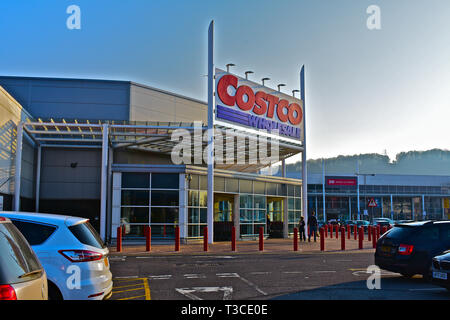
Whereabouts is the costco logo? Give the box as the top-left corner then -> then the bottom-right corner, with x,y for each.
215,70 -> 303,140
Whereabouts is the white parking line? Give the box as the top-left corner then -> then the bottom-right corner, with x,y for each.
184,274 -> 206,279
314,271 -> 337,273
148,275 -> 172,280
249,272 -> 271,275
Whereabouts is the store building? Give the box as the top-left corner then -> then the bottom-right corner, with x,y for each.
0,74 -> 305,243
1,75 -> 449,244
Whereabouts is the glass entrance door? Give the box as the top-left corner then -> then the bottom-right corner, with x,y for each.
214,194 -> 234,241
267,197 -> 284,238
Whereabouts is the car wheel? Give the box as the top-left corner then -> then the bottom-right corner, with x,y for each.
48,281 -> 63,300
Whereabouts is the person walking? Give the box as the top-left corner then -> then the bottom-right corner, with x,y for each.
298,216 -> 306,241
308,212 -> 318,242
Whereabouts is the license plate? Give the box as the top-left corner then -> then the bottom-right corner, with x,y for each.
432,271 -> 447,280
104,257 -> 109,268
381,246 -> 392,254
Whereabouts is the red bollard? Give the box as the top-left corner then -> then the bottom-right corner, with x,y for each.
203,226 -> 208,252
259,227 -> 264,251
347,225 -> 351,239
293,227 -> 298,251
358,227 -> 363,249
145,226 -> 151,252
335,225 -> 339,239
329,224 -> 333,238
368,225 -> 372,242
175,226 -> 180,252
231,226 -> 236,252
372,227 -> 377,249
382,225 -> 387,236
341,227 -> 345,250
117,226 -> 122,253
324,225 -> 328,238
354,225 -> 357,240
163,225 -> 166,238
376,225 -> 380,240
320,227 -> 325,251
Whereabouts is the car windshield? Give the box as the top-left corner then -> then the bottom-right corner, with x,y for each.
68,221 -> 105,249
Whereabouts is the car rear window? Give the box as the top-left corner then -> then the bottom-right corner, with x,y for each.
385,226 -> 415,240
0,223 -> 42,284
10,219 -> 57,245
68,221 -> 105,249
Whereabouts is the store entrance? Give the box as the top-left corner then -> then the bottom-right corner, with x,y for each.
267,197 -> 284,238
214,193 -> 234,241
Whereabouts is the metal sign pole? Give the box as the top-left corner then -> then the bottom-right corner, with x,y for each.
207,20 -> 215,244
300,66 -> 308,229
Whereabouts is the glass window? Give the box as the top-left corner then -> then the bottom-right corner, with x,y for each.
122,173 -> 149,188
151,208 -> 179,224
151,190 -> 179,206
240,195 -> 253,208
199,191 -> 208,207
188,208 -> 199,223
226,179 -> 239,193
10,220 -> 56,245
254,210 -> 266,223
254,195 -> 266,209
189,175 -> 199,189
240,180 -> 253,193
121,190 -> 149,206
200,208 -> 207,223
0,222 -> 43,284
68,221 -> 105,249
188,191 -> 199,206
288,185 -> 295,197
240,209 -> 252,223
121,207 -> 149,223
151,173 -> 179,189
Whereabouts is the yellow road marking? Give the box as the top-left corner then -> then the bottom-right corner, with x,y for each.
118,295 -> 146,300
112,287 -> 144,294
143,278 -> 151,300
113,283 -> 144,290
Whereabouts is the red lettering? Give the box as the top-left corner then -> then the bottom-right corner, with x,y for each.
276,99 -> 289,122
265,94 -> 279,119
236,85 -> 255,111
253,91 -> 267,115
217,74 -> 238,106
288,103 -> 302,125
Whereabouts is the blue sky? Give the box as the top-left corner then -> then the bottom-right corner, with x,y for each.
1,0 -> 450,161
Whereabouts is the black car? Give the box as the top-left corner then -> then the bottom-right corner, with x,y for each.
431,250 -> 450,291
375,221 -> 450,278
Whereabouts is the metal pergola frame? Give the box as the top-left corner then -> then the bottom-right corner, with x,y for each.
14,118 -> 303,241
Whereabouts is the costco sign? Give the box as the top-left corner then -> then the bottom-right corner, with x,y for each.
215,69 -> 304,141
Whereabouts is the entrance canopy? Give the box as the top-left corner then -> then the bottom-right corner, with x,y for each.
22,118 -> 303,173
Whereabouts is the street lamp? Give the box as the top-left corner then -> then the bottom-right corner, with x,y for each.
261,77 -> 270,86
292,89 -> 300,98
226,63 -> 235,73
277,84 -> 286,92
244,71 -> 254,80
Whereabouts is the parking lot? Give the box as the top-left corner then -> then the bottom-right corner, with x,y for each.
108,238 -> 450,300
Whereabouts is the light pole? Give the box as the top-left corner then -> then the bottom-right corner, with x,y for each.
245,71 -> 254,80
226,63 -> 235,73
277,84 -> 286,92
261,77 -> 270,86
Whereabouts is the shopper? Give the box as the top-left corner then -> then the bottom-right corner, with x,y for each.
308,212 -> 318,242
298,216 -> 306,241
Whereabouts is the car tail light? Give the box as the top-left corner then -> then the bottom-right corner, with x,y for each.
58,250 -> 103,262
398,244 -> 414,255
0,285 -> 17,300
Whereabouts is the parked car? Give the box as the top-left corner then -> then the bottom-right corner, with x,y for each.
396,220 -> 415,224
375,221 -> 450,279
342,220 -> 356,227
372,218 -> 394,229
0,216 -> 48,300
355,220 -> 370,232
0,212 -> 113,300
431,250 -> 450,291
